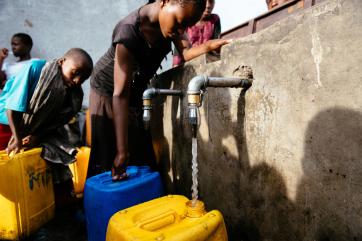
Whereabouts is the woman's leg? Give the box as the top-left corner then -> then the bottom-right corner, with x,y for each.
87,88 -> 116,178
128,107 -> 157,170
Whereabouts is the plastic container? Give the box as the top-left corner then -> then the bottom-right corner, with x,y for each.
69,146 -> 90,198
106,195 -> 228,241
84,166 -> 163,241
85,109 -> 91,146
0,148 -> 55,240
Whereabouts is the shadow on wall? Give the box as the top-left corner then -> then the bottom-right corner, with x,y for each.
238,107 -> 362,241
156,67 -> 298,240
169,65 -> 198,195
151,65 -> 362,241
150,65 -> 197,193
195,69 -> 248,239
197,69 -> 299,240
295,107 -> 362,241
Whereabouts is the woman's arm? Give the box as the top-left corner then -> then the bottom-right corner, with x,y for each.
112,43 -> 136,166
173,33 -> 231,62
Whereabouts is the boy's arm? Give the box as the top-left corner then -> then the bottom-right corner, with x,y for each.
4,60 -> 43,153
112,43 -> 135,167
0,48 -> 8,87
6,109 -> 23,154
173,33 -> 231,62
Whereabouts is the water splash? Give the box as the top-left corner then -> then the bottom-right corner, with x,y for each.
191,137 -> 198,205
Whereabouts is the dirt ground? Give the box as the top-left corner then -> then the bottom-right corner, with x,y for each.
0,206 -> 87,241
24,206 -> 87,241
24,183 -> 88,241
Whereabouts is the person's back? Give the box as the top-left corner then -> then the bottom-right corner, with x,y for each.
89,5 -> 171,177
90,7 -> 171,102
88,0 -> 231,181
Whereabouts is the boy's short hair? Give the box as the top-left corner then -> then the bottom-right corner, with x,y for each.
12,33 -> 33,49
64,48 -> 93,75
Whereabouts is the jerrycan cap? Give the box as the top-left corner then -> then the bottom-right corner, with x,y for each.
186,199 -> 206,218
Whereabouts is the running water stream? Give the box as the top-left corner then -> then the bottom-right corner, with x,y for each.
191,137 -> 198,206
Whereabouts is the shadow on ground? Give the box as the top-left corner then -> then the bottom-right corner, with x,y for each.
24,200 -> 87,241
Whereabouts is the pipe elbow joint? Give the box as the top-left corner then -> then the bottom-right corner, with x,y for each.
187,75 -> 208,95
142,88 -> 158,100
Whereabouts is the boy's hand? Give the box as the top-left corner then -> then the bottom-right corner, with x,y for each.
0,48 -> 9,60
6,136 -> 22,155
205,39 -> 233,52
22,135 -> 39,148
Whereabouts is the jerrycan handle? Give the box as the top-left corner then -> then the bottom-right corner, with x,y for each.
0,150 -> 8,165
137,166 -> 151,175
136,210 -> 178,231
0,149 -> 24,165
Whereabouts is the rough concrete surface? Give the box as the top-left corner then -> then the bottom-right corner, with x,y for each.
151,0 -> 362,240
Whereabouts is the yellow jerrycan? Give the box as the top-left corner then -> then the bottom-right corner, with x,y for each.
85,109 -> 92,146
69,146 -> 90,198
0,148 -> 55,240
106,195 -> 228,241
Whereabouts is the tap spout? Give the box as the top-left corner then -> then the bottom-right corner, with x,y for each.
142,88 -> 183,129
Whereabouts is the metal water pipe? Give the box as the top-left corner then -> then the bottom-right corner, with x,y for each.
187,66 -> 253,137
142,88 -> 183,129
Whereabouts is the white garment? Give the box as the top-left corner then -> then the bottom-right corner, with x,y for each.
2,58 -> 38,80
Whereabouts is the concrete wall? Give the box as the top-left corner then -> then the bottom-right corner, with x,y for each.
0,0 -> 147,106
152,0 -> 362,240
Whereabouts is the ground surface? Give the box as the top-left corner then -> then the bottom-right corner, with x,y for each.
24,198 -> 87,241
25,210 -> 87,241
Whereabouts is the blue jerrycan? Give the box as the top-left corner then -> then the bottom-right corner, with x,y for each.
84,166 -> 163,241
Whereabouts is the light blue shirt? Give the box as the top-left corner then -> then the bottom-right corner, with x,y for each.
0,59 -> 46,124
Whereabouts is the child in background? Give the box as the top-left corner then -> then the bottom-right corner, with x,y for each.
0,48 -> 93,157
266,0 -> 290,9
0,33 -> 36,88
0,48 -> 92,207
88,0 -> 231,180
0,33 -> 36,148
173,0 -> 221,66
